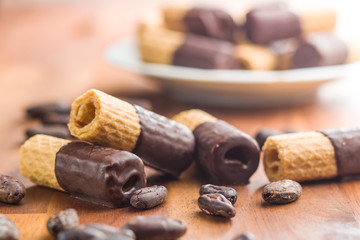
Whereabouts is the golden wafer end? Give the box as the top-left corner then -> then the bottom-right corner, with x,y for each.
299,8 -> 336,33
262,131 -> 337,182
162,5 -> 189,32
19,135 -> 70,191
235,43 -> 277,70
172,109 -> 217,131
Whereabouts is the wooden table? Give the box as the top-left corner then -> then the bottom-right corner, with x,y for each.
1,1 -> 360,239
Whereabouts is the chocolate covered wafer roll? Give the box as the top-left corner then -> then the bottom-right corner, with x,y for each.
172,109 -> 260,185
291,33 -> 348,68
20,135 -> 146,207
138,24 -> 238,69
163,6 -> 235,42
263,128 -> 360,182
68,89 -> 195,177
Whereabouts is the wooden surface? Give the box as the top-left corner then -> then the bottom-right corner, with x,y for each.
1,1 -> 360,240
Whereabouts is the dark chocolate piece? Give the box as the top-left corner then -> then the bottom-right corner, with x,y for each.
55,141 -> 146,208
26,125 -> 72,139
320,128 -> 360,176
193,120 -> 260,185
172,34 -> 238,69
291,33 -> 348,68
133,105 -> 195,177
245,8 -> 301,44
26,102 -> 71,119
184,8 -> 235,42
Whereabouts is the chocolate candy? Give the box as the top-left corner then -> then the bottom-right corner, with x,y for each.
245,7 -> 301,44
55,141 -> 146,208
194,120 -> 260,185
172,34 -> 238,69
291,33 -> 348,68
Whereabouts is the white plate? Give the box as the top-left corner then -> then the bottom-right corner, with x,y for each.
105,40 -> 357,107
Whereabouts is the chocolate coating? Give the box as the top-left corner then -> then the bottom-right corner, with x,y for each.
245,8 -> 301,44
184,8 -> 235,42
291,33 -> 348,68
193,120 -> 260,185
133,105 -> 195,177
320,128 -> 360,176
55,141 -> 146,208
172,34 -> 238,69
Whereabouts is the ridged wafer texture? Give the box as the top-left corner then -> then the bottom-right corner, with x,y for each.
299,8 -> 336,33
262,131 -> 337,182
138,23 -> 185,65
162,5 -> 189,32
171,109 -> 217,131
19,134 -> 70,191
68,89 -> 140,152
235,43 -> 277,70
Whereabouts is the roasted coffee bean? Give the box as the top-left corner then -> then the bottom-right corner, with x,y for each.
47,208 -> 79,236
198,193 -> 236,218
199,184 -> 237,204
262,179 -> 302,204
122,215 -> 187,240
26,102 -> 71,119
41,113 -> 70,126
57,224 -> 135,240
0,214 -> 20,240
0,175 -> 26,204
26,125 -> 72,139
233,232 -> 256,240
130,185 -> 167,209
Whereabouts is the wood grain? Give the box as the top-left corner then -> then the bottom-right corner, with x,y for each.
1,1 -> 360,240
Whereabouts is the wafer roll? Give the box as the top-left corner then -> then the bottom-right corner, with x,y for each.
235,43 -> 277,70
138,24 -> 238,69
299,8 -> 336,33
69,89 -> 195,177
162,6 -> 235,41
20,134 -> 70,191
20,135 -> 146,207
173,109 -> 260,185
263,128 -> 360,182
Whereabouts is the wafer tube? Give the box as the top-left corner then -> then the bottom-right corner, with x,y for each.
162,6 -> 235,41
138,23 -> 238,69
235,43 -> 277,70
172,109 -> 260,185
299,8 -> 336,33
20,135 -> 146,207
262,128 -> 360,182
69,89 -> 195,177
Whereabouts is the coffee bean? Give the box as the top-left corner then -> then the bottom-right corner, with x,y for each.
47,208 -> 79,236
122,215 -> 187,240
41,113 -> 70,126
130,185 -> 167,209
199,184 -> 237,204
198,193 -> 236,218
26,102 -> 71,119
233,232 -> 256,240
262,179 -> 302,204
26,125 -> 72,139
57,224 -> 135,240
0,175 -> 26,204
0,214 -> 20,240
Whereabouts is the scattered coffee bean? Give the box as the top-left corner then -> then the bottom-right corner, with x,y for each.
199,184 -> 237,204
198,193 -> 236,218
262,179 -> 302,204
47,208 -> 79,236
41,113 -> 70,126
130,185 -> 167,209
0,214 -> 20,240
26,125 -> 72,139
0,175 -> 26,204
233,232 -> 256,240
26,102 -> 71,119
57,223 -> 135,240
122,215 -> 187,240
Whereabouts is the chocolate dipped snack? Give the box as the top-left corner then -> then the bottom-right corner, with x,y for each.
20,135 -> 146,207
162,6 -> 235,42
68,89 -> 195,177
172,109 -> 260,185
138,23 -> 238,69
291,33 -> 348,68
262,128 -> 360,182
